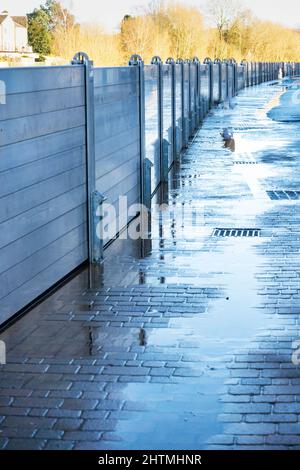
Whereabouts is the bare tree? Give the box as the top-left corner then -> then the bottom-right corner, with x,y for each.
205,0 -> 242,38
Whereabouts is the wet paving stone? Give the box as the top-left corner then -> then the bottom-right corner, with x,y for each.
1,81 -> 300,449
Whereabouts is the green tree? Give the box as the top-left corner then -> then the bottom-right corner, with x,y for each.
27,8 -> 52,54
27,1 -> 76,55
43,0 -> 76,34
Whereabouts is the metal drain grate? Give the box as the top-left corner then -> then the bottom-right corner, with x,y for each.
213,228 -> 261,237
267,190 -> 300,200
234,161 -> 258,165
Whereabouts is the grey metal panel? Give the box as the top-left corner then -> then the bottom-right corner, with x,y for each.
1,242 -> 87,324
0,107 -> 85,146
0,165 -> 86,223
228,66 -> 234,97
94,98 -> 138,142
94,66 -> 138,87
96,154 -> 138,194
0,66 -> 87,325
237,66 -> 245,90
0,127 -> 86,172
95,141 -> 139,177
200,64 -> 209,102
221,64 -> 227,101
144,65 -> 160,193
252,62 -> 255,84
94,82 -> 138,107
0,65 -> 85,94
254,62 -> 259,84
175,64 -> 183,156
212,64 -> 220,103
94,66 -> 141,242
0,87 -> 85,121
0,223 -> 87,301
162,64 -> 173,168
0,185 -> 86,250
104,172 -> 139,207
0,205 -> 87,275
0,147 -> 85,199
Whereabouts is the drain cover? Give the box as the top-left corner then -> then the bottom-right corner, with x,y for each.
213,228 -> 261,237
234,161 -> 258,165
267,190 -> 300,200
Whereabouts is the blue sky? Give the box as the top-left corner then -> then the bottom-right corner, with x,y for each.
4,0 -> 300,31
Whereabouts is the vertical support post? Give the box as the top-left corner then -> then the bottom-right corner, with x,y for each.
71,51 -> 98,263
129,54 -> 147,206
228,59 -> 237,95
166,58 -> 176,166
181,58 -> 185,147
247,62 -> 250,87
214,59 -> 222,103
241,60 -> 247,87
182,59 -> 191,144
176,58 -> 185,149
225,61 -> 229,98
241,60 -> 247,88
198,63 -> 204,122
204,58 -> 213,108
152,56 -> 168,184
219,60 -> 223,101
248,62 -> 251,87
234,60 -> 237,95
192,57 -> 200,127
265,62 -> 267,82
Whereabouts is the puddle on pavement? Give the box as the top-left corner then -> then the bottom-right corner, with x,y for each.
268,78 -> 300,122
112,383 -> 225,450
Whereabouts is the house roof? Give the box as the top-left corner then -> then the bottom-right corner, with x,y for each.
12,16 -> 28,28
0,14 -> 27,28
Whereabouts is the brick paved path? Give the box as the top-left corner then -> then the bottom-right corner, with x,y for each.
1,81 -> 300,449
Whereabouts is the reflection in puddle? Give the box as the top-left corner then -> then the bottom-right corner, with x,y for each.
224,138 -> 235,152
139,328 -> 147,346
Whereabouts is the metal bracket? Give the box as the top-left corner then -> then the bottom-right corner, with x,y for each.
92,191 -> 107,263
128,54 -> 143,66
151,56 -> 162,65
71,51 -> 90,65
